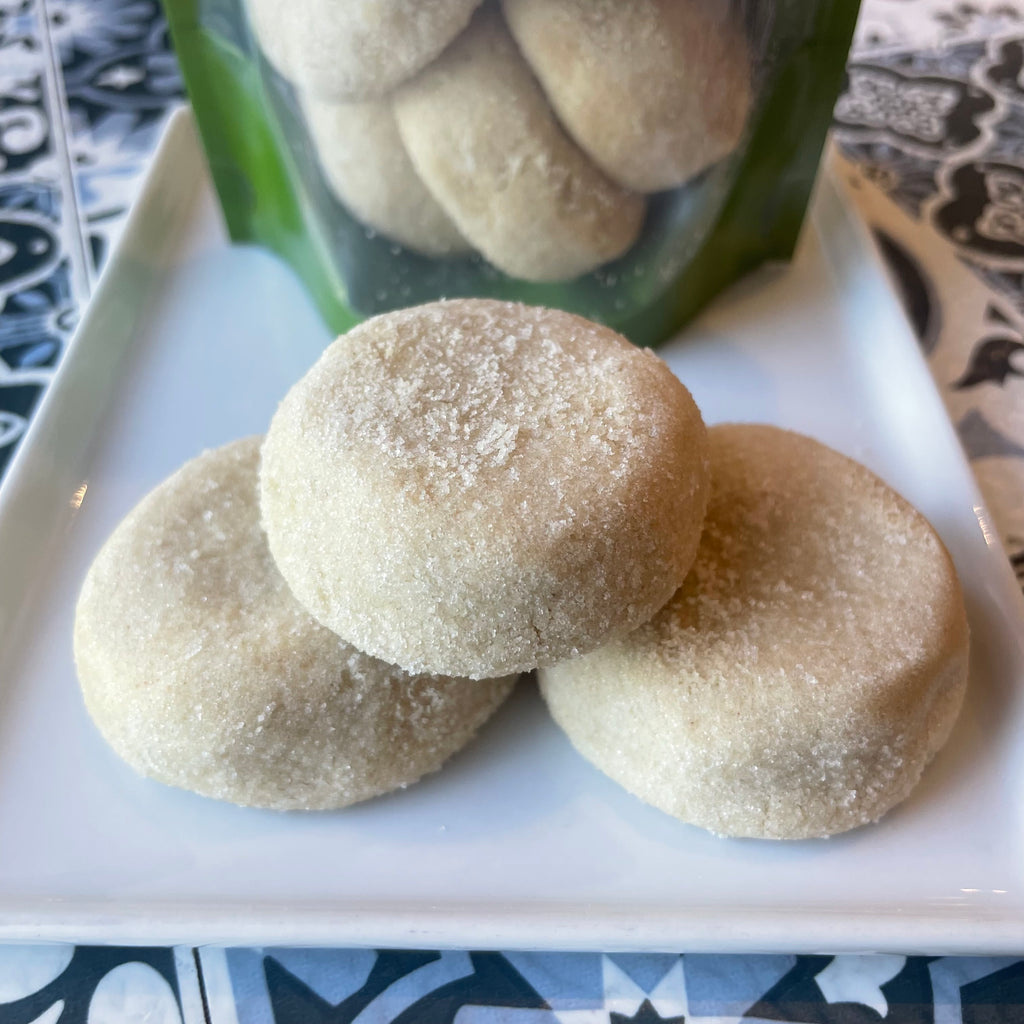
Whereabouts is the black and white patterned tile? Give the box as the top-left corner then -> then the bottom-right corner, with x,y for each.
836,150 -> 1024,573
191,949 -> 1024,1024
853,0 -> 1024,55
0,0 -> 85,476
0,0 -> 182,479
0,944 -> 205,1023
50,0 -> 183,279
17,949 -> 1024,1023
832,0 -> 1024,573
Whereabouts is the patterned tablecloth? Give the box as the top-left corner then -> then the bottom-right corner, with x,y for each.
2,0 -> 1024,1021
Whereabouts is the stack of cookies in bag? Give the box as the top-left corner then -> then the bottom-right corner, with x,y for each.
241,0 -> 751,281
75,300 -> 969,839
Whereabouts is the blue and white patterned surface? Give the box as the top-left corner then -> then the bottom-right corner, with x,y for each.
0,0 -> 182,477
200,948 -> 1024,1024
6,945 -> 1024,1023
832,0 -> 1024,578
0,944 -> 202,1022
2,0 -> 1024,1020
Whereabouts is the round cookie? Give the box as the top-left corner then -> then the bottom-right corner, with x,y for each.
243,0 -> 295,81
502,0 -> 752,193
393,6 -> 646,282
540,424 -> 970,840
74,437 -> 516,811
301,93 -> 471,257
260,299 -> 709,679
245,0 -> 483,100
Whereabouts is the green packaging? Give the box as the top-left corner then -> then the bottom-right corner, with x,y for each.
164,0 -> 859,346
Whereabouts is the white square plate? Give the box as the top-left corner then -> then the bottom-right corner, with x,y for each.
1,111 -> 1022,952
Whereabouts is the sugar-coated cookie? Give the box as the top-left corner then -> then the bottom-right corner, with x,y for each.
540,424 -> 969,839
74,438 -> 516,811
502,0 -> 752,192
393,7 -> 646,281
301,93 -> 470,256
245,0 -> 483,100
243,0 -> 294,80
260,299 -> 709,678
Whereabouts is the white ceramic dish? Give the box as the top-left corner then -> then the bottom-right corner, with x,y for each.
1,110 -> 1022,953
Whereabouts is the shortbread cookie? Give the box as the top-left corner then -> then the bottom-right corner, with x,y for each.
74,438 -> 516,811
260,299 -> 709,678
393,7 -> 646,281
540,424 -> 970,839
243,0 -> 294,80
302,94 -> 470,256
245,0 -> 483,100
503,0 -> 752,192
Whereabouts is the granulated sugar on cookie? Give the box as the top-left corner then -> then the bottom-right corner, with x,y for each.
540,424 -> 969,840
74,437 -> 516,811
260,299 -> 709,679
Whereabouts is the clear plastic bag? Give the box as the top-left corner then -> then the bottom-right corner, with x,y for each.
166,0 -> 859,345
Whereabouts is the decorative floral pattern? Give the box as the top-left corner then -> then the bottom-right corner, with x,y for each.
0,0 -> 181,478
834,0 -> 1024,595
978,173 -> 1024,243
836,67 -> 970,145
986,37 -> 1024,101
0,945 -> 192,1023
195,949 -> 1024,1024
934,161 -> 1024,256
6,926 -> 1020,1020
48,0 -> 161,61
